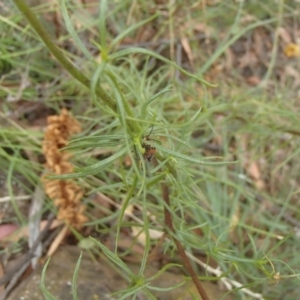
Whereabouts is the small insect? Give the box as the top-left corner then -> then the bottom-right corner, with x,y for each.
142,141 -> 156,162
141,125 -> 156,162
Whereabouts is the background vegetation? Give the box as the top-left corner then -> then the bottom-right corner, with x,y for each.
1,0 -> 300,299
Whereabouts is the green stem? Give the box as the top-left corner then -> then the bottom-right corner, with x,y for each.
13,0 -> 117,112
105,71 -> 141,133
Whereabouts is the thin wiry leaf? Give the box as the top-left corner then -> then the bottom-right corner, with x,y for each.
49,147 -> 128,179
89,237 -> 133,275
110,14 -> 159,50
141,87 -> 172,118
148,263 -> 182,280
40,258 -> 57,300
60,0 -> 94,61
62,141 -> 123,151
147,281 -> 185,292
113,283 -> 150,300
64,134 -> 124,150
125,108 -> 202,129
71,252 -> 82,300
110,48 -> 215,87
154,133 -> 192,148
152,142 -> 236,166
68,135 -> 125,144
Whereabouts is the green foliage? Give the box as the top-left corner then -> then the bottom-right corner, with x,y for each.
3,0 -> 300,299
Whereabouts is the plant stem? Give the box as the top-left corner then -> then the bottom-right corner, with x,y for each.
162,184 -> 210,300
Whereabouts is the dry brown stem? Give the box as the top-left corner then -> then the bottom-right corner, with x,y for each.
162,183 -> 210,300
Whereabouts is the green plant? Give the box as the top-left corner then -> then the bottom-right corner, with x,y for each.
4,0 -> 300,299
12,0 -> 222,299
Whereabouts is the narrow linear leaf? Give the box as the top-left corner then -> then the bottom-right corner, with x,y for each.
113,283 -> 149,300
99,0 -> 108,54
40,258 -> 57,300
90,61 -> 107,104
126,108 -> 202,129
110,14 -> 159,49
141,87 -> 172,118
154,133 -> 192,148
147,281 -> 185,292
148,263 -> 182,280
71,252 -> 82,300
110,48 -> 215,87
62,141 -> 122,151
68,135 -> 125,144
49,147 -> 128,179
153,143 -> 236,166
60,0 -> 94,61
89,237 -> 133,275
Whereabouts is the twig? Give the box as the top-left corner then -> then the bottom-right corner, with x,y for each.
46,225 -> 69,257
146,232 -> 167,265
185,252 -> 264,300
0,195 -> 31,202
0,260 -> 31,300
0,214 -> 54,287
28,186 -> 44,268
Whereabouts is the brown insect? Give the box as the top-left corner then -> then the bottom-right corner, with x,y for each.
141,126 -> 156,162
142,140 -> 156,162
